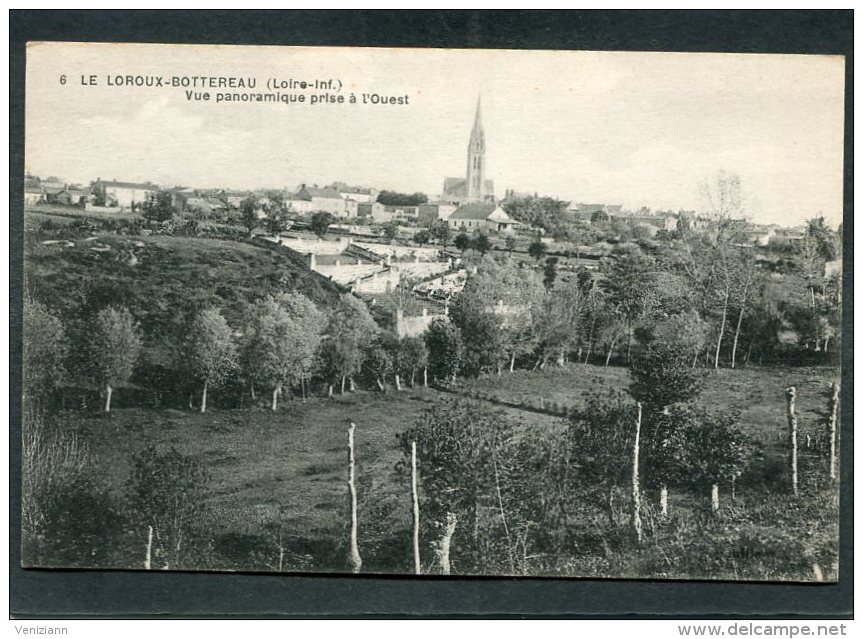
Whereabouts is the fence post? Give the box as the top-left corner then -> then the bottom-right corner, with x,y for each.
411,441 -> 421,575
144,525 -> 153,570
785,387 -> 799,497
632,402 -> 643,543
828,382 -> 840,480
348,422 -> 362,573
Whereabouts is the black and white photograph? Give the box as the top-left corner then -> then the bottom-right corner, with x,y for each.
20,40 -> 845,583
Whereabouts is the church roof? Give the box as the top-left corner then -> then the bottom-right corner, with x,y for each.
442,177 -> 495,199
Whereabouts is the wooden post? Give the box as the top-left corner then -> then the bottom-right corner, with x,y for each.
144,525 -> 153,570
785,387 -> 799,497
632,402 -> 643,543
659,484 -> 668,517
347,422 -> 362,573
711,483 -> 720,512
828,382 -> 840,480
411,441 -> 421,575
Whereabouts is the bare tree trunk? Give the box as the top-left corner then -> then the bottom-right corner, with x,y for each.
376,378 -> 384,392
188,392 -> 195,410
744,342 -> 753,366
328,384 -> 334,398
200,379 -> 208,414
104,384 -> 113,413
660,484 -> 668,517
423,366 -> 428,387
395,374 -> 402,390
510,352 -> 516,372
341,376 -> 346,394
631,402 -> 643,543
250,380 -> 256,400
301,376 -> 306,403
492,449 -> 513,572
411,441 -> 421,575
585,317 -> 596,364
730,305 -> 745,369
828,382 -> 840,480
410,370 -> 416,387
436,513 -> 458,575
786,386 -> 799,497
607,487 -> 616,526
271,386 -> 279,411
711,483 -> 720,512
605,334 -> 619,368
144,525 -> 153,570
347,422 -> 362,573
714,287 -> 730,369
349,377 -> 356,392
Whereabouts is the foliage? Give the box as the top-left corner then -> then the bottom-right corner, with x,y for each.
629,332 -> 705,412
424,319 -> 463,381
240,196 -> 259,236
23,297 -> 69,406
501,195 -> 570,233
381,221 -> 399,241
90,306 -> 143,391
430,220 -> 451,247
320,293 -> 377,388
141,191 -> 175,223
310,211 -> 335,237
397,336 -> 429,385
377,190 -> 428,206
543,256 -> 559,290
127,444 -> 210,568
682,407 -> 754,490
453,233 -> 472,251
185,307 -> 238,403
413,229 -> 431,245
528,238 -> 546,261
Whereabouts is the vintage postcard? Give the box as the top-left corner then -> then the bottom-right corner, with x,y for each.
21,42 -> 844,581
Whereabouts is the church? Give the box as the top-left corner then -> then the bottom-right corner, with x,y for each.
440,96 -> 495,204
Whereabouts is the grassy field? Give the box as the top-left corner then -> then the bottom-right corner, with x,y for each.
60,387 -> 562,573
48,362 -> 839,578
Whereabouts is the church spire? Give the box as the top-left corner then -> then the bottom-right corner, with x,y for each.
466,94 -> 486,201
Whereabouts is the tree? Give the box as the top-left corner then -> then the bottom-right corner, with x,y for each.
322,294 -> 378,394
362,340 -> 393,391
91,306 -> 142,413
543,257 -> 558,290
600,244 -> 657,363
501,195 -> 570,232
682,407 -> 754,511
413,229 -> 431,245
377,190 -> 428,206
185,307 -> 237,413
473,234 -> 491,255
398,336 -> 429,386
245,293 -> 324,409
528,238 -> 546,262
454,233 -> 472,252
629,338 -> 704,416
532,278 -> 583,367
641,405 -> 690,517
240,196 -> 259,237
127,445 -> 209,569
424,319 -> 463,382
310,211 -> 335,237
23,298 -> 68,408
141,191 -> 175,223
266,210 -> 288,236
381,221 -> 399,241
399,399 -> 517,572
431,220 -> 451,248
504,235 -> 517,257
591,208 -> 610,224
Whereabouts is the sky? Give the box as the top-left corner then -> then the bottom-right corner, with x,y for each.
25,43 -> 845,226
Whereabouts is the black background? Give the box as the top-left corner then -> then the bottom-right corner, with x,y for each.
9,9 -> 854,618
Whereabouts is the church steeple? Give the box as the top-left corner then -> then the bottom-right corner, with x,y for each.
466,95 -> 486,201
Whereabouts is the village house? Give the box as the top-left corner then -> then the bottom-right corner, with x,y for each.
447,202 -> 518,234
332,183 -> 379,204
295,184 -> 348,216
284,193 -> 313,215
357,201 -> 386,221
91,179 -> 158,210
24,184 -> 43,206
418,202 -> 458,226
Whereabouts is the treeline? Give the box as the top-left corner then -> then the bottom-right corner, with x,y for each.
437,216 -> 841,379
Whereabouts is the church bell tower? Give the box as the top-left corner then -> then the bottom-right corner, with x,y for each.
465,95 -> 486,201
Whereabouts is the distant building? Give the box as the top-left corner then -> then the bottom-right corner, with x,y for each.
284,193 -> 313,215
296,184 -> 348,216
92,179 -> 158,210
441,96 -> 495,204
448,202 -> 517,234
418,202 -> 458,225
332,183 -> 378,204
358,201 -> 386,221
24,185 -> 43,206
